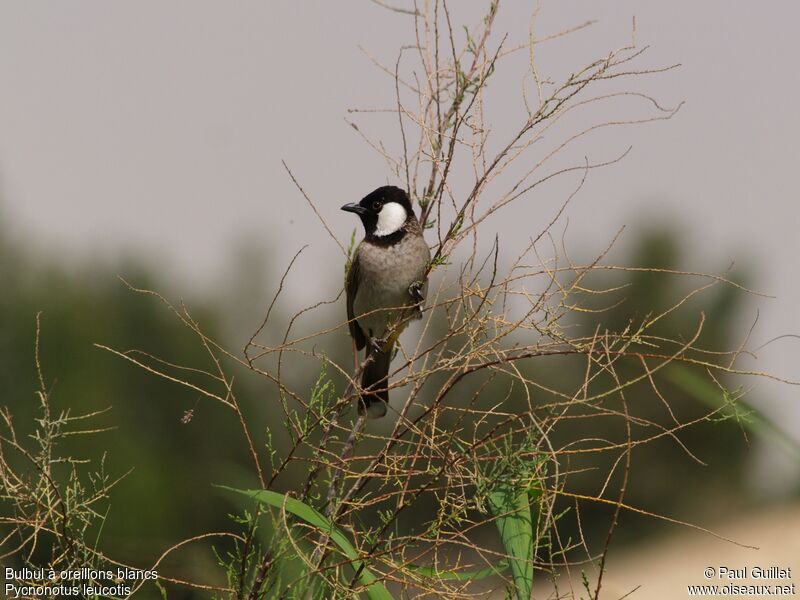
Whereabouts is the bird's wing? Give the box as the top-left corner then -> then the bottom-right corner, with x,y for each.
346,249 -> 366,350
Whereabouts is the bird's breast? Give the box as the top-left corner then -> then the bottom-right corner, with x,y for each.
352,234 -> 430,338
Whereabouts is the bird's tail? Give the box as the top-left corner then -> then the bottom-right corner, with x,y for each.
360,343 -> 392,418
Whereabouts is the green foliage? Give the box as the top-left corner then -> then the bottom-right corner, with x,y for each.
211,510 -> 262,599
155,579 -> 169,599
2,216 -> 789,599
221,487 -> 393,600
0,321 -> 120,589
309,362 -> 338,421
1,0 -> 789,594
417,194 -> 433,210
294,362 -> 338,438
666,365 -> 800,461
429,254 -> 450,268
474,430 -> 544,600
487,482 -> 539,600
0,240 -> 260,594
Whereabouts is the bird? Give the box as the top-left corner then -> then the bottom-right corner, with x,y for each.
341,186 -> 431,418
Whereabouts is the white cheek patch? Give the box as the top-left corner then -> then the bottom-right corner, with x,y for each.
374,202 -> 407,236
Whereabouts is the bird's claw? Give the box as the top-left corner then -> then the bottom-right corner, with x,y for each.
408,280 -> 425,304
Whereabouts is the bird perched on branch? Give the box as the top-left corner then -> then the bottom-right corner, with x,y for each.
342,186 -> 431,418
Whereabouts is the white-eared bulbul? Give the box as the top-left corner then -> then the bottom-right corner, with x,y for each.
342,186 -> 431,418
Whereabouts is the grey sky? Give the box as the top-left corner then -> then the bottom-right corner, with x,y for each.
1,2 -> 798,466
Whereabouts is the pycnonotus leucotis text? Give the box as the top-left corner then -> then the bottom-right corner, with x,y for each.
342,186 -> 431,418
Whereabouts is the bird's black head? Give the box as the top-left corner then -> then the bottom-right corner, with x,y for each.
341,186 -> 415,238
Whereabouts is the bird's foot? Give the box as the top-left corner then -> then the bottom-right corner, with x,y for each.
368,337 -> 385,355
408,280 -> 425,304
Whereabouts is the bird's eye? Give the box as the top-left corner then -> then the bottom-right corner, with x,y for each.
372,201 -> 382,211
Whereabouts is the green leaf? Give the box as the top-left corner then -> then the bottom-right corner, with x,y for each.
219,486 -> 393,600
487,482 -> 538,600
666,365 -> 800,461
154,580 -> 168,600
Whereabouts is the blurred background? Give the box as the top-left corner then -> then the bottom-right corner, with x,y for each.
1,2 -> 798,598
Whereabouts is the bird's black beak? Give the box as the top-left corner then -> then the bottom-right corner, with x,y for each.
341,203 -> 368,215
